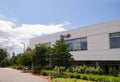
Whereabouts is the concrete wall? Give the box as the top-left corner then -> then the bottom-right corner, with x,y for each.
30,19 -> 120,61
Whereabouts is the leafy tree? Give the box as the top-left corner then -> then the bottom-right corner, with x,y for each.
0,48 -> 7,63
32,44 -> 50,67
0,58 -> 10,67
50,39 -> 74,67
10,53 -> 22,65
18,53 -> 32,69
10,52 -> 18,65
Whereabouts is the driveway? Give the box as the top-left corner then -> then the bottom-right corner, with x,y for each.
0,68 -> 48,82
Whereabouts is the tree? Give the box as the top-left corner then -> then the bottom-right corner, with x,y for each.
50,39 -> 74,67
10,52 -> 17,65
0,58 -> 10,67
32,44 -> 50,67
18,53 -> 32,69
10,53 -> 22,65
0,48 -> 7,63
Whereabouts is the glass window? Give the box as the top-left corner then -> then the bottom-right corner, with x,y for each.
80,38 -> 87,50
110,32 -> 120,48
65,37 -> 87,51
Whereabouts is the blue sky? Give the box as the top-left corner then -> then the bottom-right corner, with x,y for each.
0,0 -> 120,54
1,0 -> 120,28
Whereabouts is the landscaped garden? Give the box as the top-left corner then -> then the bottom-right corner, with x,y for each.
0,39 -> 120,82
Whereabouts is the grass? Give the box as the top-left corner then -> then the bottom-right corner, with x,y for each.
52,78 -> 92,82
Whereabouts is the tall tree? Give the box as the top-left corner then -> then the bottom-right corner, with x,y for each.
0,48 -> 7,62
50,39 -> 74,67
32,44 -> 50,67
10,52 -> 17,65
18,53 -> 32,69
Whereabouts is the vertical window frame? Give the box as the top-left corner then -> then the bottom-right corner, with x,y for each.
109,32 -> 120,49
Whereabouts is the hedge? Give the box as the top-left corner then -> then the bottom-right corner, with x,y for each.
40,70 -> 120,82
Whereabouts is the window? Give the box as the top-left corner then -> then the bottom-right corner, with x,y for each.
35,42 -> 51,47
110,32 -> 120,48
65,37 -> 87,51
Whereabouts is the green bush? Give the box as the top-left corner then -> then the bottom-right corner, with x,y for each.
11,65 -> 25,70
81,74 -> 89,80
32,65 -> 42,74
68,73 -> 77,78
43,65 -> 53,70
88,75 -> 95,81
54,66 -> 66,73
109,67 -> 118,76
65,72 -> 120,82
66,66 -> 105,75
0,59 -> 10,67
41,70 -> 48,76
75,74 -> 81,79
41,70 -> 59,77
17,65 -> 25,70
32,68 -> 120,82
52,78 -> 90,82
112,77 -> 120,82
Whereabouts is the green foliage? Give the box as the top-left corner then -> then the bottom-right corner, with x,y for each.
18,53 -> 32,66
43,65 -> 53,70
10,52 -> 19,65
109,67 -> 119,76
11,65 -> 26,70
0,48 -> 7,63
39,69 -> 120,82
32,65 -> 42,74
10,54 -> 22,65
52,78 -> 91,82
66,73 -> 120,82
40,70 -> 61,78
32,44 -> 50,67
0,58 -> 10,67
66,65 -> 105,75
54,66 -> 66,73
50,39 -> 74,67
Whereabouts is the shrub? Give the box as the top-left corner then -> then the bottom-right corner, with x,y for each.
88,75 -> 95,81
64,72 -> 120,82
66,65 -> 105,75
32,65 -> 42,74
17,65 -> 25,70
0,59 -> 10,67
11,65 -> 26,70
81,74 -> 89,80
41,70 -> 60,77
109,67 -> 118,76
44,65 -> 53,70
54,66 -> 66,73
68,73 -> 77,78
52,78 -> 87,82
41,70 -> 48,76
75,74 -> 81,79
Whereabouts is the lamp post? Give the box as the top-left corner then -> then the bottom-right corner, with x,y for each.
21,42 -> 25,53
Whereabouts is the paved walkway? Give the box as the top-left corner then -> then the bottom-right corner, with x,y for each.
0,68 -> 48,82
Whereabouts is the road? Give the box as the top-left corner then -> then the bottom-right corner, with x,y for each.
0,68 -> 48,82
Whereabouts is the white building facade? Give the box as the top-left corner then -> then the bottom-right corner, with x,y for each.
30,19 -> 120,71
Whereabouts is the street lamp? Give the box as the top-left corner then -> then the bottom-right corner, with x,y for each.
21,42 -> 25,53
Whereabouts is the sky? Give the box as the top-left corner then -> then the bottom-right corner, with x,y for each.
0,0 -> 120,54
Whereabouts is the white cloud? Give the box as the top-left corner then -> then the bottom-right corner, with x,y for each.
0,14 -> 17,22
0,20 -> 67,54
